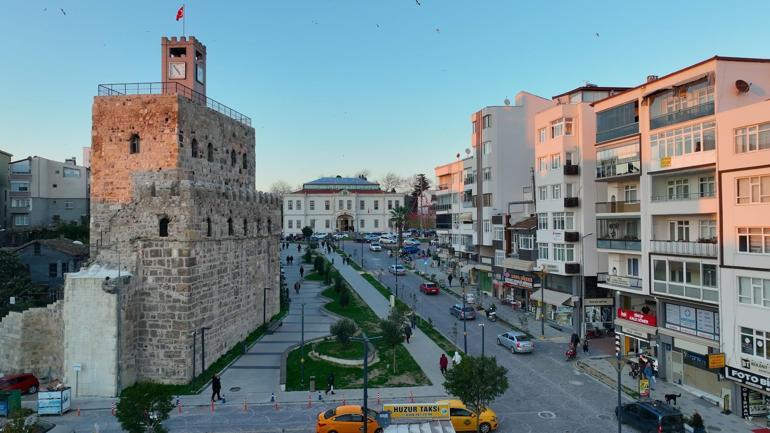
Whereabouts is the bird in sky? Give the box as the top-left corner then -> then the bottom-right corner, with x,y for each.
60,8 -> 66,15
595,32 -> 600,37
415,0 -> 421,5
435,28 -> 440,33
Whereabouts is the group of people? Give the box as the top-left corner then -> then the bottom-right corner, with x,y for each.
446,274 -> 465,288
438,351 -> 463,375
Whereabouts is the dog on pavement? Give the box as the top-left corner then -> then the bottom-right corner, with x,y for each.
664,393 -> 681,406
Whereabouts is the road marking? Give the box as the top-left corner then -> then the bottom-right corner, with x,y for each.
537,411 -> 556,419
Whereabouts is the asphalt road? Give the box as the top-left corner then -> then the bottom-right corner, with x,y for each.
340,240 -> 634,433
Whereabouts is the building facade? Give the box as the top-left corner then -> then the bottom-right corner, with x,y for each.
434,160 -> 464,261
0,149 -> 11,232
282,176 -> 404,235
12,238 -> 89,301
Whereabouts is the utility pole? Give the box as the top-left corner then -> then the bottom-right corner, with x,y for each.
534,266 -> 548,337
351,333 -> 383,433
478,323 -> 485,357
616,333 -> 623,433
578,233 -> 594,338
200,326 -> 211,371
462,286 -> 468,353
300,303 -> 305,385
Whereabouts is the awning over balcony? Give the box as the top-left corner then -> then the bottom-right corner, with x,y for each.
530,289 -> 573,307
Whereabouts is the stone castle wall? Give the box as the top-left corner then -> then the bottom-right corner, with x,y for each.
0,302 -> 63,380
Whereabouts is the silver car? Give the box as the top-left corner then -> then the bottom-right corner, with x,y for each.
496,331 -> 534,354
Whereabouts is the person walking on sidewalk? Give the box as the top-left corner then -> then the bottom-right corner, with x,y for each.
297,244 -> 301,252
404,323 -> 412,343
299,266 -> 305,279
294,281 -> 301,295
459,276 -> 465,288
325,372 -> 335,395
410,311 -> 417,330
448,274 -> 453,287
439,353 -> 449,375
211,374 -> 222,402
582,339 -> 589,354
644,360 -> 656,389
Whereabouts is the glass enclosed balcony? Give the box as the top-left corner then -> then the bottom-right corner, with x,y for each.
597,218 -> 641,251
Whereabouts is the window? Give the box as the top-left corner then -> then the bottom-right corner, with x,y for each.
11,181 -> 29,192
61,263 -> 68,274
483,114 -> 491,129
347,200 -> 352,210
13,214 -> 29,226
738,227 -> 770,254
739,277 -> 770,308
551,154 -> 561,169
564,212 -> 574,230
374,200 -> 379,210
360,200 -> 365,211
287,200 -> 293,210
740,327 -> 770,360
519,235 -> 534,250
735,122 -> 770,153
296,219 -> 301,229
493,227 -> 504,241
11,199 -> 30,209
49,263 -> 57,278
388,200 -> 393,210
159,217 -> 169,237
395,200 -> 400,208
231,150 -> 237,166
62,167 -> 80,178
472,120 -> 477,133
650,121 -> 716,160
339,200 -> 343,209
482,193 -> 492,207
699,220 -> 717,242
483,219 -> 490,233
310,219 -> 316,229
699,176 -> 715,197
667,179 -> 689,200
495,250 -> 505,266
207,143 -> 214,162
538,157 -> 548,172
538,243 -> 549,259
538,128 -> 546,144
296,200 -> 302,210
482,167 -> 492,181
130,134 -> 140,154
360,219 -> 365,228
538,186 -> 548,201
483,141 -> 491,155
552,212 -> 565,230
736,175 -> 770,204
627,258 -> 640,276
178,131 -> 184,147
550,117 -> 573,138
624,185 -> 638,202
267,218 -> 272,234
652,258 -> 719,302
565,151 -> 575,165
325,219 -> 331,229
325,200 -> 330,210
537,213 -> 548,230
191,139 -> 199,158
206,218 -> 212,236
243,219 -> 248,235
669,220 -> 690,241
551,184 -> 561,200
228,218 -> 234,236
374,219 -> 379,228
554,244 -> 566,261
309,200 -> 315,211
288,220 -> 293,229
242,153 -> 248,170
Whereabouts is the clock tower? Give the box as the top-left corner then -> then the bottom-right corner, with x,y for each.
161,36 -> 206,96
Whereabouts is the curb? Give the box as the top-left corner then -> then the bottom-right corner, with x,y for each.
576,359 -> 639,398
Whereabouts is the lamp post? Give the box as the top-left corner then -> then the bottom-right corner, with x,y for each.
300,303 -> 305,385
200,326 -> 211,372
578,232 -> 594,338
360,235 -> 364,267
462,286 -> 468,353
351,333 -> 382,433
478,323 -> 485,357
263,287 -> 271,329
534,266 -> 548,337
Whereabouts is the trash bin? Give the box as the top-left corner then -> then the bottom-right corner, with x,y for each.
0,390 -> 21,417
309,376 -> 316,392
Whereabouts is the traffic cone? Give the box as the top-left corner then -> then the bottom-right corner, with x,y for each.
377,392 -> 381,405
307,393 -> 312,408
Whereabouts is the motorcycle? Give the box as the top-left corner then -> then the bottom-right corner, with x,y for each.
565,344 -> 577,361
485,308 -> 497,322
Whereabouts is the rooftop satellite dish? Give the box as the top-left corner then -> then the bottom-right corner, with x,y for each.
504,97 -> 511,106
465,148 -> 471,156
735,79 -> 751,93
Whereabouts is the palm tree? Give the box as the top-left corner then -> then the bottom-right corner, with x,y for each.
389,206 -> 409,250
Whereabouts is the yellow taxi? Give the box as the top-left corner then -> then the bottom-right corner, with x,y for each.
316,405 -> 382,433
437,399 -> 498,433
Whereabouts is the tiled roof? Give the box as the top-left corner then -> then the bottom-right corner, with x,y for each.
14,238 -> 89,257
510,216 -> 537,230
306,177 -> 378,186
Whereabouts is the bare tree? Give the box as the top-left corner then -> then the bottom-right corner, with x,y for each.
379,172 -> 403,192
353,169 -> 371,179
269,180 -> 294,196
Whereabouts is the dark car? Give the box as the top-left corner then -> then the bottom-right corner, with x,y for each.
401,245 -> 420,255
615,400 -> 684,433
420,282 -> 439,295
450,304 -> 476,320
0,373 -> 39,394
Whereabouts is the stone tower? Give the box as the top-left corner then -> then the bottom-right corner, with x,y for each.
63,36 -> 280,395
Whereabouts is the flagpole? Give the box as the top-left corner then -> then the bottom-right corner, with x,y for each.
183,4 -> 186,36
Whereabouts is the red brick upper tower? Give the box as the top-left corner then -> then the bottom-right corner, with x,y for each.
161,36 -> 206,96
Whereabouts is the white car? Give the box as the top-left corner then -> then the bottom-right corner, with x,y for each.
333,233 -> 349,240
369,243 -> 382,252
379,236 -> 396,244
389,264 -> 406,275
403,239 -> 420,247
311,233 -> 328,240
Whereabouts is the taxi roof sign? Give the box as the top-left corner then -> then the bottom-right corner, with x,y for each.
381,402 -> 450,420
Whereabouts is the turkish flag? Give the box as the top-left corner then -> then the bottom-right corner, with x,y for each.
176,5 -> 184,21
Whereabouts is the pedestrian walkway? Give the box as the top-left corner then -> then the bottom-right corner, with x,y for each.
578,355 -> 759,432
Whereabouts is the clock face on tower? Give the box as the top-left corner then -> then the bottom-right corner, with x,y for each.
196,64 -> 205,84
169,62 -> 186,79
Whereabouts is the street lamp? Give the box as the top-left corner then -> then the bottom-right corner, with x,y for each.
300,303 -> 305,385
263,287 -> 271,330
478,323 -> 485,357
534,265 -> 548,337
351,333 -> 382,433
200,326 -> 211,372
462,286 -> 468,353
578,232 -> 594,338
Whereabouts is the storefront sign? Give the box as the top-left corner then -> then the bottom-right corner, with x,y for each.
708,353 -> 726,369
660,156 -> 672,168
725,365 -> 770,393
741,357 -> 770,377
382,403 -> 450,420
639,379 -> 650,398
585,298 -> 613,306
504,272 -> 537,290
552,231 -> 563,241
683,351 -> 709,370
664,303 -> 719,341
741,386 -> 769,419
481,257 -> 492,265
618,326 -> 649,340
617,308 -> 657,327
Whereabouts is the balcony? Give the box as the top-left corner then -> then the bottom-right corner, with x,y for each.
595,201 -> 641,214
464,176 -> 475,185
651,191 -> 715,202
564,263 -> 580,274
437,184 -> 450,191
564,197 -> 579,208
436,222 -> 452,229
596,122 -> 640,144
650,240 -> 717,257
597,239 -> 641,251
596,158 -> 641,180
563,164 -> 579,176
564,231 -> 579,242
650,101 -> 714,130
597,272 -> 643,290
434,203 -> 452,212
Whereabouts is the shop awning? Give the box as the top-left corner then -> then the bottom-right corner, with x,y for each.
474,264 -> 492,272
530,289 -> 573,306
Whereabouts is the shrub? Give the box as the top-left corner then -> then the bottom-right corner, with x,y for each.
314,255 -> 325,273
330,319 -> 357,344
323,265 -> 334,285
303,249 -> 313,264
116,382 -> 174,433
334,274 -> 344,292
339,286 -> 351,307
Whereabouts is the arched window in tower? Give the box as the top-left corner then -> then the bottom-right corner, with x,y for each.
242,153 -> 248,170
267,218 -> 272,234
228,217 -> 234,236
243,218 -> 248,236
191,138 -> 199,158
256,218 -> 262,234
230,150 -> 236,167
159,217 -> 169,237
130,134 -> 140,154
207,143 -> 214,162
206,217 -> 212,237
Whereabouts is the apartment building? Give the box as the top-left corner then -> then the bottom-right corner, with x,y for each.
434,159 -> 464,257
282,176 -> 403,235
459,92 -> 552,293
7,156 -> 89,236
534,86 -> 626,332
594,57 -> 770,411
0,149 -> 11,231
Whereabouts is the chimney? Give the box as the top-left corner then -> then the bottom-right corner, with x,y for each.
646,75 -> 659,83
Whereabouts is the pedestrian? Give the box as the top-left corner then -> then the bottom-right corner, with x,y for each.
452,351 -> 462,366
299,266 -> 305,279
439,353 -> 449,375
570,333 -> 580,349
644,360 -> 656,389
325,372 -> 335,395
211,374 -> 222,402
404,323 -> 412,343
448,274 -> 453,287
297,244 -> 301,252
294,281 -> 301,294
582,339 -> 589,354
459,276 -> 465,288
410,311 -> 417,330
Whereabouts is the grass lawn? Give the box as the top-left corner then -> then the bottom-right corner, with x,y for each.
314,339 -> 365,359
284,285 -> 429,391
304,272 -> 324,281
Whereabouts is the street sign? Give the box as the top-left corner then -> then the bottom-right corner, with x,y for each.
381,403 -> 450,420
72,363 -> 82,372
708,353 -> 725,369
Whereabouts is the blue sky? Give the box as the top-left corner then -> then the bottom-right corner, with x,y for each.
1,0 -> 768,190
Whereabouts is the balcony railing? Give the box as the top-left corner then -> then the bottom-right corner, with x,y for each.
596,122 -> 639,144
597,272 -> 643,290
437,184 -> 450,190
564,197 -> 579,208
651,191 -> 716,202
597,238 -> 642,251
595,201 -> 641,213
563,164 -> 579,175
462,201 -> 474,208
464,177 -> 475,185
596,158 -> 641,180
436,222 -> 452,229
98,82 -> 252,127
434,203 -> 452,212
650,101 -> 714,130
650,240 -> 717,257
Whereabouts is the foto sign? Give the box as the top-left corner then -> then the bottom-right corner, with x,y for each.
382,403 -> 450,420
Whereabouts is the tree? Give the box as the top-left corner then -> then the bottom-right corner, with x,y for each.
389,206 -> 409,251
314,255 -> 325,273
443,356 -> 509,433
0,251 -> 41,319
380,317 -> 403,373
330,319 -> 357,344
269,180 -> 293,196
379,172 -> 403,192
116,382 -> 175,433
301,226 -> 313,239
354,169 -> 371,180
410,174 -> 430,204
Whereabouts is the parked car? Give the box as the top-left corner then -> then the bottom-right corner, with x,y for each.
402,239 -> 420,247
450,304 -> 476,320
0,373 -> 39,394
316,405 -> 381,433
333,233 -> 350,240
420,282 -> 439,295
388,264 -> 406,275
615,400 -> 684,433
496,331 -> 534,354
369,243 -> 382,252
463,293 -> 476,305
401,245 -> 420,255
438,399 -> 498,433
379,236 -> 396,244
312,233 -> 329,241
364,234 -> 380,243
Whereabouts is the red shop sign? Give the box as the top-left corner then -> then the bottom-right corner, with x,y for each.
617,308 -> 657,327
